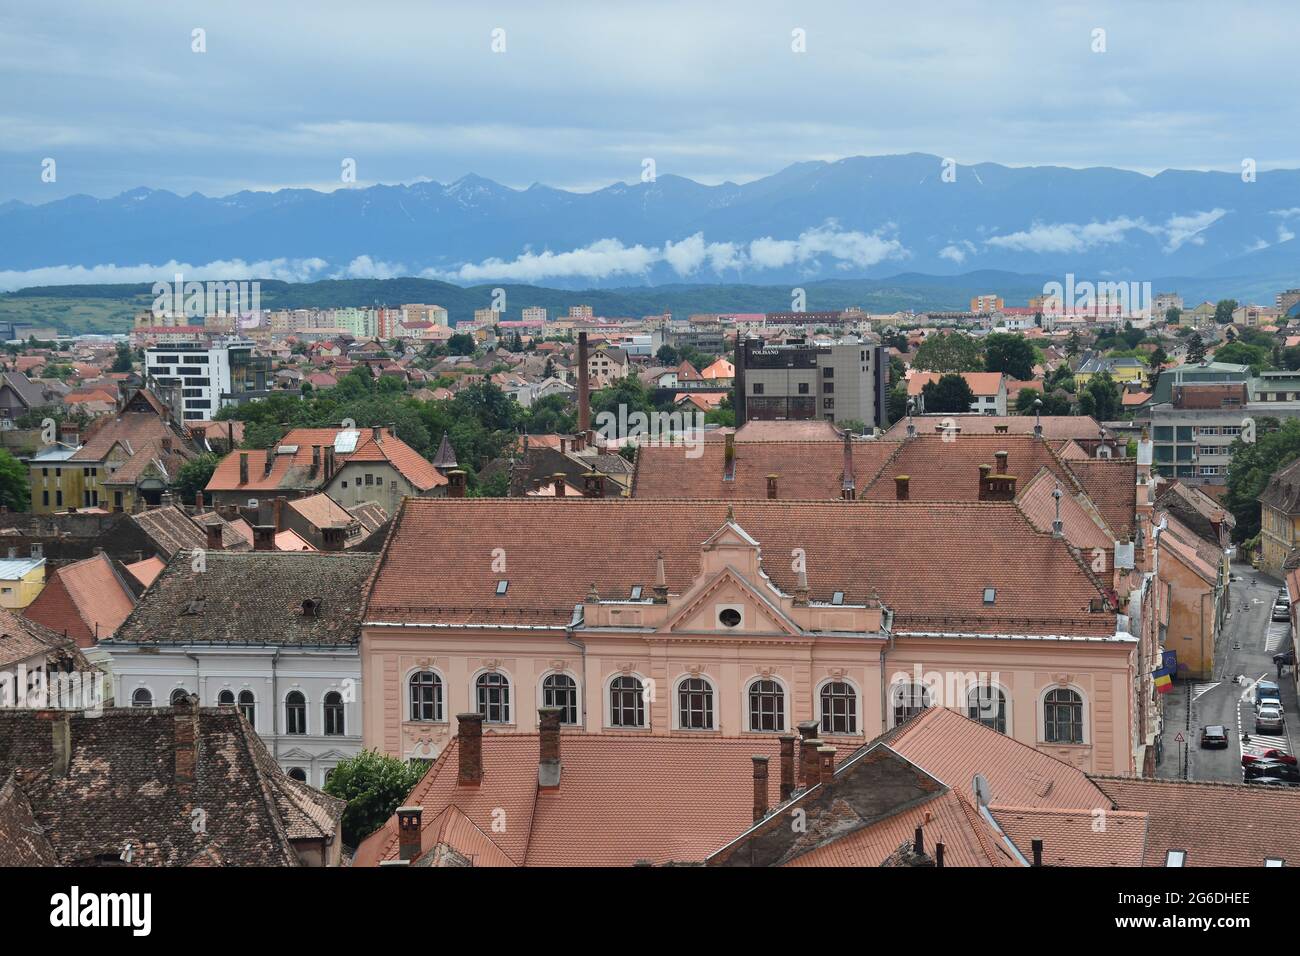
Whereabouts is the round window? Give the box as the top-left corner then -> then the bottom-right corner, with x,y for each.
719,607 -> 742,628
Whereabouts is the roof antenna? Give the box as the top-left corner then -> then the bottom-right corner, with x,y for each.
1033,397 -> 1043,439
1051,484 -> 1064,537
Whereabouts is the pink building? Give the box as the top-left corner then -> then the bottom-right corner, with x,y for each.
362,497 -> 1142,774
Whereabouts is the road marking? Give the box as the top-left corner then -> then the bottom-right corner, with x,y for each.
1192,682 -> 1221,701
1267,622 -> 1291,652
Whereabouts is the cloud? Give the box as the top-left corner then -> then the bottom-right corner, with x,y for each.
982,209 -> 1226,255
427,221 -> 907,282
939,240 -> 976,264
1280,224 -> 1296,243
0,257 -> 328,292
338,255 -> 408,279
1271,208 -> 1300,219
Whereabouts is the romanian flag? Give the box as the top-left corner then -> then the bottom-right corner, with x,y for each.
1153,668 -> 1174,694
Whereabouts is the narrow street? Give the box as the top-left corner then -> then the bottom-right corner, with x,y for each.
1156,562 -> 1297,782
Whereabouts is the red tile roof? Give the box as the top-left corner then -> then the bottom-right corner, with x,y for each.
368,498 -> 1117,636
22,552 -> 136,646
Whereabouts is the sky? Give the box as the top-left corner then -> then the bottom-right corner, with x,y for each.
3,0 -> 1299,205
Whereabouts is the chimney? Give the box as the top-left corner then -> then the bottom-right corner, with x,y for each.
174,693 -> 200,790
800,735 -> 824,787
310,445 -> 321,479
582,472 -> 604,498
372,424 -> 383,443
1031,838 -> 1043,867
935,842 -> 945,867
894,475 -> 910,500
766,473 -> 779,500
817,745 -> 836,786
253,525 -> 275,551
194,490 -> 204,513
559,438 -> 568,454
324,446 -> 335,481
841,433 -> 856,499
446,469 -> 466,498
913,825 -> 924,857
273,496 -> 285,532
551,473 -> 566,497
724,432 -> 736,481
226,420 -> 234,451
239,452 -> 249,486
752,755 -> 770,822
778,735 -> 796,802
456,712 -> 484,786
578,332 -> 591,436
994,449 -> 1009,474
653,550 -> 668,602
263,448 -> 274,477
204,521 -> 223,551
396,805 -> 423,862
538,706 -> 562,790
42,711 -> 72,778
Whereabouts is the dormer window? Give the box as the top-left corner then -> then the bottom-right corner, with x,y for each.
301,599 -> 320,617
982,588 -> 996,606
495,580 -> 508,596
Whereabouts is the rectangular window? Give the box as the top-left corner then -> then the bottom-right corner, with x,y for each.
751,383 -> 764,395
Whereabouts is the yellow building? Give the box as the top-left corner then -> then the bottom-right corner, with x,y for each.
0,557 -> 46,609
1259,457 -> 1300,578
1073,355 -> 1148,390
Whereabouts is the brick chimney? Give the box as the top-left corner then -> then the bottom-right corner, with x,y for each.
994,449 -> 1009,474
582,472 -> 604,498
817,745 -> 836,787
796,720 -> 820,786
446,469 -> 466,498
38,710 -> 72,778
273,496 -> 285,532
456,712 -> 484,786
894,475 -> 910,500
204,521 -> 223,551
253,525 -> 276,551
239,452 -> 249,486
752,755 -> 770,822
841,433 -> 855,500
173,693 -> 200,791
724,432 -> 736,481
551,473 -> 566,497
396,805 -> 423,861
766,474 -> 779,500
372,425 -> 383,443
538,706 -> 562,790
323,445 -> 335,481
194,490 -> 204,513
310,445 -> 321,480
578,332 -> 591,437
778,735 -> 796,802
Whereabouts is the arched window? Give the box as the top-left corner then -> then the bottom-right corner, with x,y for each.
287,767 -> 307,783
609,676 -> 646,728
323,691 -> 345,736
238,690 -> 256,729
170,688 -> 190,705
967,684 -> 1007,734
542,673 -> 578,725
819,681 -> 857,735
217,689 -> 235,706
476,672 -> 510,724
285,691 -> 307,735
410,671 -> 443,722
1044,688 -> 1084,744
131,688 -> 153,708
677,677 -> 714,730
891,683 -> 930,727
748,679 -> 785,732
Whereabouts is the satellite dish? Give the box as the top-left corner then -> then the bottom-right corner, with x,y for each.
973,773 -> 992,808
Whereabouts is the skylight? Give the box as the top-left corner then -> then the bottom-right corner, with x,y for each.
1166,850 -> 1186,867
631,585 -> 642,600
982,588 -> 996,605
495,580 -> 508,596
831,591 -> 844,605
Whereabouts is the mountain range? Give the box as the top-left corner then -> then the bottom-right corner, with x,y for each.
2,153 -> 1298,298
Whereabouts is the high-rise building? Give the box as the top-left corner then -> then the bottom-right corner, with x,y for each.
522,306 -> 548,323
569,304 -> 594,320
144,338 -> 276,422
733,337 -> 888,428
970,295 -> 1004,313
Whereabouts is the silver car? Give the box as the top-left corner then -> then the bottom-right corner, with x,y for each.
1257,705 -> 1285,734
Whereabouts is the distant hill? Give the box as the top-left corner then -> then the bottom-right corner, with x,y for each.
2,154 -> 1298,292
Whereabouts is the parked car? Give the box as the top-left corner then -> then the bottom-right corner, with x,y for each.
1243,748 -> 1297,766
1200,725 -> 1230,748
1244,760 -> 1300,782
1256,705 -> 1285,734
1257,696 -> 1284,714
1256,680 -> 1281,706
1273,604 -> 1290,622
1275,649 -> 1296,668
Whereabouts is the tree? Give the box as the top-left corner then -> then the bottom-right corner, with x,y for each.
912,332 -> 983,373
983,333 -> 1036,381
1224,418 -> 1300,542
1066,331 -> 1082,356
1164,307 -> 1182,326
322,749 -> 427,848
1187,332 -> 1207,364
921,373 -> 975,413
1077,371 -> 1121,421
1214,341 -> 1270,372
110,342 -> 134,373
655,344 -> 679,365
888,384 -> 908,424
1214,299 -> 1239,325
447,332 -> 476,356
173,453 -> 219,503
1015,388 -> 1042,415
0,449 -> 29,511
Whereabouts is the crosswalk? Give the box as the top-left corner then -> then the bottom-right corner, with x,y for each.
1266,622 -> 1291,653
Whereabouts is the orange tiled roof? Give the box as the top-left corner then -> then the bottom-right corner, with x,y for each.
367,498 -> 1117,636
22,552 -> 136,646
990,805 -> 1148,866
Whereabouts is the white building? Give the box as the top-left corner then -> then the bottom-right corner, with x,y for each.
100,550 -> 376,787
144,338 -> 270,422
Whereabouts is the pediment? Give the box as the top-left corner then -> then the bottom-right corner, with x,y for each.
661,566 -> 800,636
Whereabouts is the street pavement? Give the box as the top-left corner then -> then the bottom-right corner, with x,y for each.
1155,562 -> 1297,783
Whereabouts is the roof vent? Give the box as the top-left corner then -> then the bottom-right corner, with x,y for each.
182,597 -> 206,616
301,598 -> 320,617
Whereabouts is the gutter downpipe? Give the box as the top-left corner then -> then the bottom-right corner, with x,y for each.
880,607 -> 896,730
564,603 -> 588,729
271,647 -> 281,761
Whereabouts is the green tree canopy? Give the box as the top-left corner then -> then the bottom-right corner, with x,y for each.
983,333 -> 1036,381
921,373 -> 975,413
1214,299 -> 1239,325
1077,371 -> 1121,421
1225,417 -> 1300,542
322,749 -> 427,848
173,453 -> 219,503
912,332 -> 984,374
0,449 -> 29,511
